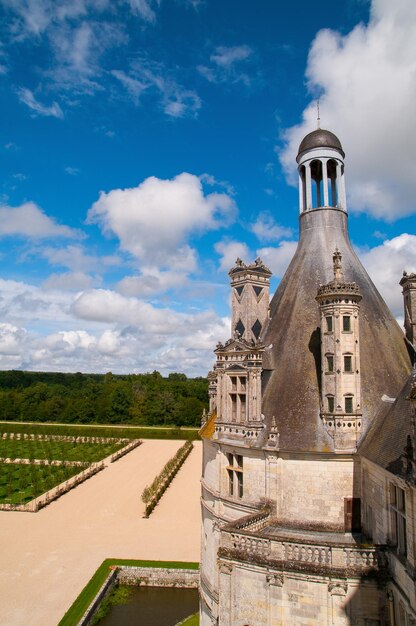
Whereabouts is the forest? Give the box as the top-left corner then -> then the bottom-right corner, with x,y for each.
0,370 -> 208,427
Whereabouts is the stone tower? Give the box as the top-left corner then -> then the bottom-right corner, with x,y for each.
316,248 -> 362,451
200,127 -> 413,626
209,258 -> 272,443
400,271 -> 416,348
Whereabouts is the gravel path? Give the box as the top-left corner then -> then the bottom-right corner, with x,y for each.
0,440 -> 202,626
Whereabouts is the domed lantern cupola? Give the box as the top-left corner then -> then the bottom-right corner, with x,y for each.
296,128 -> 347,214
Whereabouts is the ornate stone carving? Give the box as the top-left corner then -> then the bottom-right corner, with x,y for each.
266,573 -> 284,587
328,582 -> 348,596
218,561 -> 233,574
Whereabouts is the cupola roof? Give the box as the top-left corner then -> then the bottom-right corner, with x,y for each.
297,128 -> 345,160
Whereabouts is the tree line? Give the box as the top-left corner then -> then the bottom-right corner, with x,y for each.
0,370 -> 208,427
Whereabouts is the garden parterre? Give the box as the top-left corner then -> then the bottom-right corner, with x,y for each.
0,429 -> 139,507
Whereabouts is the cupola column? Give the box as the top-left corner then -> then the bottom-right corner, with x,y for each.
322,158 -> 329,206
305,162 -> 312,211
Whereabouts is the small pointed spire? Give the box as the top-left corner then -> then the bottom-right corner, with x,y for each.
333,248 -> 344,281
317,99 -> 320,129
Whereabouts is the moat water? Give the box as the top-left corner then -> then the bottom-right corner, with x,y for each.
99,587 -> 199,625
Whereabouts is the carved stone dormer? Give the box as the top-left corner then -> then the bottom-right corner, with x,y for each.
229,257 -> 272,344
316,249 -> 362,451
400,271 -> 416,350
213,337 -> 265,443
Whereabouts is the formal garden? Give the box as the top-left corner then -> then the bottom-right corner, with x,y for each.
0,427 -> 142,509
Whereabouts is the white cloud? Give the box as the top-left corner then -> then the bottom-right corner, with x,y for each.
0,277 -> 230,374
126,0 -> 157,22
117,269 -> 188,297
0,202 -> 81,239
214,239 -> 250,272
357,233 -> 416,317
256,241 -> 298,279
279,0 -> 416,220
210,45 -> 252,68
38,244 -> 119,272
17,87 -> 63,118
198,44 -> 253,85
250,212 -> 293,242
110,69 -> 147,104
112,59 -> 201,118
87,172 -> 237,268
42,271 -> 96,291
64,166 -> 79,176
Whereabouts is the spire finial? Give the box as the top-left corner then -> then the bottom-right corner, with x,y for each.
333,248 -> 344,281
317,99 -> 320,129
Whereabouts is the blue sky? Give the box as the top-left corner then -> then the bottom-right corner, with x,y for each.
0,0 -> 415,375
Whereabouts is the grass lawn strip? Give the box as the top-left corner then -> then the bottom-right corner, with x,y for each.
58,559 -> 199,626
0,421 -> 199,440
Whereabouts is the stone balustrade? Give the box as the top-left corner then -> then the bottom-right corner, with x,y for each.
221,529 -> 385,574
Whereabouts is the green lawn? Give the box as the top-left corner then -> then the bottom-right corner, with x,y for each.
0,462 -> 84,504
0,422 -> 199,440
58,559 -> 199,626
0,438 -> 125,462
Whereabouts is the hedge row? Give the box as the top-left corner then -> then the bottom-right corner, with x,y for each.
141,440 -> 193,517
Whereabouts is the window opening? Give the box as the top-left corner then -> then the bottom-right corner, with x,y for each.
226,453 -> 244,498
345,396 -> 353,413
344,355 -> 353,372
325,316 -> 333,332
327,355 -> 334,372
343,316 -> 351,331
235,319 -> 245,337
327,396 -> 335,412
390,484 -> 407,557
252,319 -> 262,339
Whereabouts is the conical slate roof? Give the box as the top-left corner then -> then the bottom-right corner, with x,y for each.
359,371 -> 416,474
261,207 -> 412,453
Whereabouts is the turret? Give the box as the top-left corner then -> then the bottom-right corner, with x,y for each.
229,257 -> 272,343
212,258 -> 272,443
400,271 -> 416,349
296,128 -> 347,213
316,249 -> 362,451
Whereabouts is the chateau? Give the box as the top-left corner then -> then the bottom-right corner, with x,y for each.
200,128 -> 416,625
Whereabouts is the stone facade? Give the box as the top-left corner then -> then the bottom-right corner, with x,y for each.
200,128 -> 414,625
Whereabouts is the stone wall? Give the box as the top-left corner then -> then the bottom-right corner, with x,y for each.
117,566 -> 199,588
